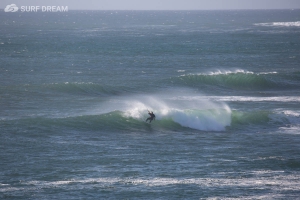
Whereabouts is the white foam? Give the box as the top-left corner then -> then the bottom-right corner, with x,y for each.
181,69 -> 254,77
206,69 -> 254,76
254,21 -> 300,27
2,169 -> 299,199
181,69 -> 278,77
271,109 -> 300,134
282,110 -> 300,117
1,172 -> 295,195
279,126 -> 300,135
23,174 -> 299,188
274,109 -> 300,123
258,71 -> 278,75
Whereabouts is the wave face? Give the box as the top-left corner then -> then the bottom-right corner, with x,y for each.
172,69 -> 300,90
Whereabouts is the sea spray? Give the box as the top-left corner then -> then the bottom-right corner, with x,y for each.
167,108 -> 231,131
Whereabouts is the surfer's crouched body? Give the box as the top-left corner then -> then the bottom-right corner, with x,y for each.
146,111 -> 155,123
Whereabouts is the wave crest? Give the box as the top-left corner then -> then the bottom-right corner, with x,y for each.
176,70 -> 272,89
173,69 -> 299,90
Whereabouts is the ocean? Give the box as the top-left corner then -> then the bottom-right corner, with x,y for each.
1,9 -> 300,199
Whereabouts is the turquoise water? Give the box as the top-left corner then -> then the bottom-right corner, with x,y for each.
1,10 -> 300,199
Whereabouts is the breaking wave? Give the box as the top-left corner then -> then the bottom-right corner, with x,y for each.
6,109 -> 232,132
4,94 -> 231,132
5,95 -> 300,133
123,98 -> 231,131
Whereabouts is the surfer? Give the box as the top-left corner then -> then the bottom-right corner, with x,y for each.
146,110 -> 155,123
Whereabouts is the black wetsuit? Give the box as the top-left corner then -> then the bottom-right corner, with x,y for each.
146,112 -> 155,123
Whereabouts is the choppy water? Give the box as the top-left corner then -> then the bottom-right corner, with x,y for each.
1,10 -> 300,199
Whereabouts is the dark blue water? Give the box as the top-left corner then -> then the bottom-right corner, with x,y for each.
1,10 -> 300,199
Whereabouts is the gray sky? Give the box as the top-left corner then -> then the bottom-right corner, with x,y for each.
1,0 -> 300,10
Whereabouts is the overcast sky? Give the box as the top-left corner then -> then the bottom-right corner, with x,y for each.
1,0 -> 300,10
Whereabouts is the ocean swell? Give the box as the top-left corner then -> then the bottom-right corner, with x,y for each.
173,69 -> 300,90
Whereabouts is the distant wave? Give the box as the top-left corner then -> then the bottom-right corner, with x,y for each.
231,109 -> 300,130
171,96 -> 300,103
173,69 -> 299,90
254,21 -> 300,27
